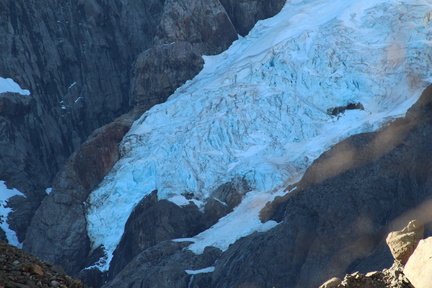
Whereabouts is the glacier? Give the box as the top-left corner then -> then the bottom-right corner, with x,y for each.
86,0 -> 432,271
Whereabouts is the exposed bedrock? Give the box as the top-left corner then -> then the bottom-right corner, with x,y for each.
0,0 -> 165,195
219,0 -> 286,36
0,0 -> 166,240
23,110 -> 139,275
130,42 -> 204,107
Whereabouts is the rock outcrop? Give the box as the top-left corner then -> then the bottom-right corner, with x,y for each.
130,42 -> 204,107
24,110 -> 139,275
0,240 -> 89,288
386,220 -> 424,265
404,237 -> 432,288
103,240 -> 222,288
108,191 -> 209,280
219,0 -> 286,36
153,0 -> 238,54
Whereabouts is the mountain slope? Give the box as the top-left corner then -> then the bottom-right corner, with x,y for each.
86,0 -> 432,276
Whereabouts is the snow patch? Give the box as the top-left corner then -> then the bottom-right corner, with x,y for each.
0,77 -> 30,96
185,266 -> 215,275
0,181 -> 24,247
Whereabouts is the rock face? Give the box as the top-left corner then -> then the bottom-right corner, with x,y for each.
153,0 -> 238,54
24,110 -> 138,274
386,220 -> 424,265
108,191 -> 210,279
18,1 -> 287,284
404,237 -> 432,288
104,241 -> 221,288
130,42 -> 204,107
2,0 -> 239,244
0,0 -> 166,241
0,0 -> 165,193
219,0 -> 286,36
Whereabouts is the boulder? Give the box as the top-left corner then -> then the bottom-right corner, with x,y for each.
404,237 -> 432,288
386,220 -> 424,264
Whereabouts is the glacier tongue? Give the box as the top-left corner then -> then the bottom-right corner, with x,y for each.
86,0 -> 432,270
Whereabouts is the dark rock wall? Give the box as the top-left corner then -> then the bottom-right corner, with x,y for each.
23,110 -> 138,274
20,0 -> 285,281
0,0 -> 165,191
0,0 -> 166,239
219,0 -> 286,36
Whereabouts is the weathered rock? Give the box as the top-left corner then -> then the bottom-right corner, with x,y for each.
386,220 -> 424,264
108,191 -> 210,280
204,180 -> 251,223
130,42 -> 204,107
154,0 -> 238,55
106,241 -> 221,288
220,0 -> 286,36
404,237 -> 432,288
23,110 -> 138,274
319,277 -> 342,288
0,0 -> 165,197
0,0 -> 167,244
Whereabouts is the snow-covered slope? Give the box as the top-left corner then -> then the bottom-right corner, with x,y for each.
0,181 -> 24,247
86,0 -> 432,270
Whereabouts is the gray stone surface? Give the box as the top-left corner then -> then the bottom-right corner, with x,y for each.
220,0 -> 286,36
154,0 -> 238,54
23,111 -> 137,274
108,191 -> 210,279
130,42 -> 204,107
103,241 -> 221,288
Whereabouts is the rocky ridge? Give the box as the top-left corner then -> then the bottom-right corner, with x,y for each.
0,240 -> 89,288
